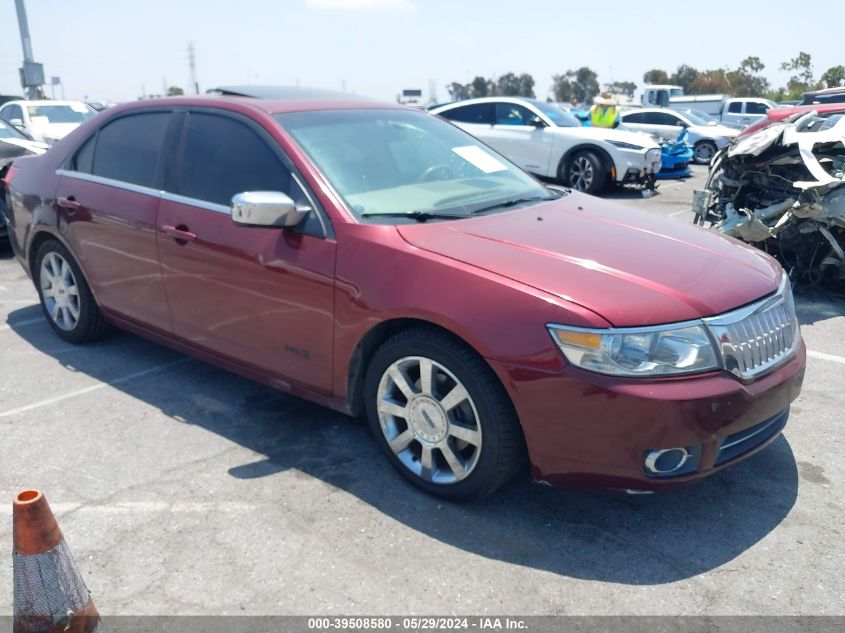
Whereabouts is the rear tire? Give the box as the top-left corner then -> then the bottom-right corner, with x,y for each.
364,327 -> 526,501
34,239 -> 106,343
561,151 -> 607,194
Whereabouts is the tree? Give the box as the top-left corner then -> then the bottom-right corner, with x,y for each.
495,72 -> 535,97
688,69 -> 731,95
167,85 -> 184,96
551,74 -> 574,102
727,56 -> 769,97
554,67 -> 599,104
606,81 -> 637,98
643,69 -> 669,84
469,76 -> 491,98
821,65 -> 845,88
669,64 -> 700,92
780,51 -> 819,99
447,82 -> 470,101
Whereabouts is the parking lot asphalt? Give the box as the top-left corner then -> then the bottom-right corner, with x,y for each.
1,164 -> 843,616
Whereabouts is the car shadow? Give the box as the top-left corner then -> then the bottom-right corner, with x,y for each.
794,290 -> 845,325
6,305 -> 799,586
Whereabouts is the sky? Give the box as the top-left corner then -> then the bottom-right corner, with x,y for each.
1,0 -> 843,103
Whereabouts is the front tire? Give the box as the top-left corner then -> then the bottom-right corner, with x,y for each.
693,141 -> 717,165
34,239 -> 106,343
364,328 -> 526,501
561,151 -> 607,194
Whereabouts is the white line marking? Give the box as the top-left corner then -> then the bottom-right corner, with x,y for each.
807,350 -> 845,365
669,208 -> 692,218
0,501 -> 256,517
0,358 -> 189,418
0,316 -> 45,332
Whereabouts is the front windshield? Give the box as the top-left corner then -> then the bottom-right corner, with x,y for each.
276,109 -> 552,222
0,119 -> 26,139
526,100 -> 580,128
681,110 -> 717,126
26,104 -> 95,124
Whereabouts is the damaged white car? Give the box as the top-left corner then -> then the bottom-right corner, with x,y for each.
693,109 -> 845,288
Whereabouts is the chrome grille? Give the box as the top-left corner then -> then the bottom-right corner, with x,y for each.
704,276 -> 800,380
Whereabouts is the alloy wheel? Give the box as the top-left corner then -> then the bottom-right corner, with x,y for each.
695,143 -> 716,164
569,156 -> 594,191
40,252 -> 80,331
376,356 -> 482,485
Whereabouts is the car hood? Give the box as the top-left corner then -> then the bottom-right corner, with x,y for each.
0,137 -> 48,154
397,192 -> 781,327
552,125 -> 660,148
692,124 -> 738,138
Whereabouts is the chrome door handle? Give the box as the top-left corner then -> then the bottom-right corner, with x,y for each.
161,224 -> 197,243
57,196 -> 81,211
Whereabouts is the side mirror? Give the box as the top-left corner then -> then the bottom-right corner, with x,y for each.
527,116 -> 546,128
9,118 -> 24,128
231,191 -> 310,228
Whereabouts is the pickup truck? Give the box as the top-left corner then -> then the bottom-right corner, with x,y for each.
640,87 -> 777,128
669,97 -> 777,128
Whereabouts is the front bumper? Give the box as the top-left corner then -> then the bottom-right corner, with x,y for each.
499,340 -> 806,491
613,149 -> 662,186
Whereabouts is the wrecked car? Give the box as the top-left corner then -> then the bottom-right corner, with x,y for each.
693,109 -> 845,289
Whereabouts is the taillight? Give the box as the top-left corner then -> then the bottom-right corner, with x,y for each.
2,165 -> 18,190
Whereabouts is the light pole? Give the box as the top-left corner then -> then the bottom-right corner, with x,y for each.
14,0 -> 45,99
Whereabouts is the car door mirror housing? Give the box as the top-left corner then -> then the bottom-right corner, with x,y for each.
9,118 -> 24,128
528,116 -> 545,128
231,191 -> 310,228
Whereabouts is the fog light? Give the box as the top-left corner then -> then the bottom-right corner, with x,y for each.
644,447 -> 690,475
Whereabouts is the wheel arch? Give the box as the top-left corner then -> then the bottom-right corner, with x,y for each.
557,143 -> 615,179
27,229 -> 99,305
346,317 -> 506,420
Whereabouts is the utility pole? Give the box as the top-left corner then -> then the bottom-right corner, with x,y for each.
188,42 -> 199,94
14,0 -> 45,99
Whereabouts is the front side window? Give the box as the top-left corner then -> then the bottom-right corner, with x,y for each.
0,119 -> 27,139
495,103 -> 534,126
276,109 -> 552,223
622,112 -> 646,124
92,113 -> 170,188
526,100 -> 579,127
177,113 -> 292,207
438,103 -> 494,125
745,101 -> 769,115
728,102 -> 742,113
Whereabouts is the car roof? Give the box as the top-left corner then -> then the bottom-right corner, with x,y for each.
3,100 -> 89,106
106,87 -> 404,117
432,96 -> 535,110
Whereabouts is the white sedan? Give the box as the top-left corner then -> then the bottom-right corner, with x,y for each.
0,99 -> 97,145
431,97 -> 661,194
618,108 -> 739,165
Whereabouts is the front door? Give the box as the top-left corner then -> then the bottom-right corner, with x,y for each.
157,110 -> 336,393
485,102 -> 553,175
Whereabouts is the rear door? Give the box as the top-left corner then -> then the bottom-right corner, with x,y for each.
55,110 -> 174,331
157,109 -> 336,393
484,102 -> 554,175
436,102 -> 495,141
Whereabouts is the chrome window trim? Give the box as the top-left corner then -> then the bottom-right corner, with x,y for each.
56,169 -> 162,199
160,191 -> 230,214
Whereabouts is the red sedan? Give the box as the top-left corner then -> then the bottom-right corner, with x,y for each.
2,89 -> 805,499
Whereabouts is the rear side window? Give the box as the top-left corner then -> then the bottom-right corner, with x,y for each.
92,113 -> 170,187
177,113 -> 291,206
438,103 -> 494,125
745,101 -> 769,115
73,136 -> 95,173
621,112 -> 646,123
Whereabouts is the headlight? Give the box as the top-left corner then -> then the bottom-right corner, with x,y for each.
547,323 -> 719,377
607,140 -> 645,151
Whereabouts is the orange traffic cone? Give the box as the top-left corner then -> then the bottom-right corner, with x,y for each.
12,490 -> 101,633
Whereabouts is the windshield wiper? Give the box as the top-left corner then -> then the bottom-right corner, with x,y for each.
360,210 -> 469,222
469,195 -> 557,216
